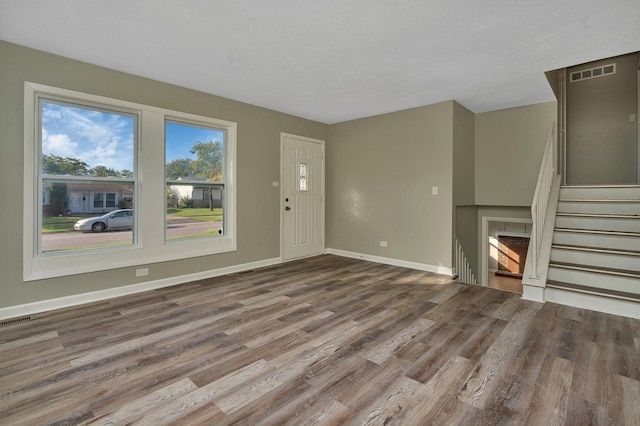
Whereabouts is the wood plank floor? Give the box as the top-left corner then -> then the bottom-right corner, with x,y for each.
1,255 -> 639,425
488,272 -> 523,294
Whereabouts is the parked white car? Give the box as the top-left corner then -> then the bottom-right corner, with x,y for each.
74,209 -> 133,232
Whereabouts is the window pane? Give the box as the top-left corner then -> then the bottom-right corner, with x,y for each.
166,121 -> 225,242
166,184 -> 223,241
41,101 -> 135,178
39,100 -> 136,254
93,192 -> 104,208
299,163 -> 308,191
41,180 -> 135,253
165,121 -> 224,181
106,193 -> 116,208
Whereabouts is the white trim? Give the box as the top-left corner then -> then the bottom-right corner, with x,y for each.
0,257 -> 280,322
522,283 -> 545,303
326,248 -> 454,276
280,132 -> 326,261
495,231 -> 531,238
481,216 -> 533,287
545,287 -> 640,320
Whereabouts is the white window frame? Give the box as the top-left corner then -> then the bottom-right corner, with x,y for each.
24,82 -> 237,281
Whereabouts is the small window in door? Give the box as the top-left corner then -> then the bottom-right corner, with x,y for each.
299,163 -> 308,191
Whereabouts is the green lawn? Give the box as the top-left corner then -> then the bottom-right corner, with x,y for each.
166,208 -> 223,222
43,208 -> 223,233
42,215 -> 87,233
167,229 -> 219,241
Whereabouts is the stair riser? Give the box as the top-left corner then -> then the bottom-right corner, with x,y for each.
560,187 -> 640,200
550,248 -> 640,273
548,267 -> 640,295
555,216 -> 640,233
557,201 -> 640,215
553,232 -> 640,251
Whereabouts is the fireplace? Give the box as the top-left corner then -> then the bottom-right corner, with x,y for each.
496,232 -> 530,278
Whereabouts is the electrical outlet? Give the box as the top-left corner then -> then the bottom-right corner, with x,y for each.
630,114 -> 636,122
380,241 -> 388,247
136,268 -> 149,277
432,186 -> 438,195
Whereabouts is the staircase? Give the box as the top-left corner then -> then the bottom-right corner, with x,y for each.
547,185 -> 640,302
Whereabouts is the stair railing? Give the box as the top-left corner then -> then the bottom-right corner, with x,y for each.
529,124 -> 556,279
455,238 -> 477,285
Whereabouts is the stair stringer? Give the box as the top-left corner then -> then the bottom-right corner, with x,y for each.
521,175 -> 561,302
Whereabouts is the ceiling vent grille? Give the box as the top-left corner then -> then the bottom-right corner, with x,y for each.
570,63 -> 616,83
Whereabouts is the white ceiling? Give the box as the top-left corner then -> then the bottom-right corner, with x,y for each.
1,1 -> 639,124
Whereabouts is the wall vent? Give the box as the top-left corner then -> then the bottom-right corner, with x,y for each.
0,316 -> 32,327
570,63 -> 616,83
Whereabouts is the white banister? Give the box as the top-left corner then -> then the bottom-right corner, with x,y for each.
455,238 -> 477,285
529,124 -> 556,279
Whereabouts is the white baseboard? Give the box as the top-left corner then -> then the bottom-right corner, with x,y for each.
0,257 -> 281,322
325,248 -> 453,276
545,287 -> 640,320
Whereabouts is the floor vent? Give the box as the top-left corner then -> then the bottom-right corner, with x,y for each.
0,316 -> 32,327
570,63 -> 616,83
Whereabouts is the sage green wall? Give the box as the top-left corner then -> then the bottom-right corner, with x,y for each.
452,102 -> 477,275
326,102 -> 454,269
545,69 -> 560,100
566,52 -> 638,184
475,102 -> 557,206
453,102 -> 475,207
0,41 -> 327,309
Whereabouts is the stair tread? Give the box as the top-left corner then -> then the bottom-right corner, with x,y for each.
560,185 -> 640,189
554,228 -> 640,237
556,212 -> 640,219
559,198 -> 640,203
549,261 -> 640,278
551,244 -> 640,256
547,280 -> 640,302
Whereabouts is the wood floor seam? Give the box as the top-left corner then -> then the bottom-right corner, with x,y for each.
0,254 -> 638,425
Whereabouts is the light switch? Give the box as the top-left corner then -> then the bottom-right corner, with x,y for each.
432,186 -> 438,195
630,114 -> 636,122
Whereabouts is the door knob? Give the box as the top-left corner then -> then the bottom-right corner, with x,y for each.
285,206 -> 291,211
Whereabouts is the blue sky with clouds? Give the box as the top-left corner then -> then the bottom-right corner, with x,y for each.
165,121 -> 224,163
42,102 -> 134,171
42,102 -> 224,171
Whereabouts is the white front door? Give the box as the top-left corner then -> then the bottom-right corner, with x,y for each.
281,133 -> 324,260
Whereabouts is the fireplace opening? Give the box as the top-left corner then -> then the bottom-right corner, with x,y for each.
496,232 -> 530,279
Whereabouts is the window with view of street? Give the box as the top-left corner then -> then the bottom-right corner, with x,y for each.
25,83 -> 237,281
39,100 -> 136,253
165,121 -> 225,242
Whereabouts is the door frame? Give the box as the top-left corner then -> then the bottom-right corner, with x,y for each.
280,132 -> 326,261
